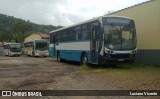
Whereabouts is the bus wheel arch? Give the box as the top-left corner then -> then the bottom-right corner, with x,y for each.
81,51 -> 88,65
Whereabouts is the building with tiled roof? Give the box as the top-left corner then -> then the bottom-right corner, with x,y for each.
24,32 -> 49,42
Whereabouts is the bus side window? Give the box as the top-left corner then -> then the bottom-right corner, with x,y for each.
82,24 -> 87,40
78,32 -> 82,40
61,31 -> 65,42
87,23 -> 91,40
71,28 -> 74,41
60,31 -> 63,42
75,26 -> 81,41
67,28 -> 73,41
80,23 -> 91,40
50,34 -> 54,43
56,32 -> 60,42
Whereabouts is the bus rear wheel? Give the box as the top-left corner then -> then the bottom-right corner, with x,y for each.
81,53 -> 88,65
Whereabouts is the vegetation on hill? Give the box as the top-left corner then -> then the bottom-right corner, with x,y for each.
0,13 -> 63,43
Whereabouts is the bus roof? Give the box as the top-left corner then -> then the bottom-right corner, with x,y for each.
50,15 -> 133,34
23,39 -> 48,43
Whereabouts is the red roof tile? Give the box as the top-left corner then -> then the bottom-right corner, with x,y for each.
34,32 -> 49,39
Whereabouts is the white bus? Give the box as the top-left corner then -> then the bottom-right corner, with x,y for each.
3,43 -> 22,56
23,39 -> 49,57
50,16 -> 137,65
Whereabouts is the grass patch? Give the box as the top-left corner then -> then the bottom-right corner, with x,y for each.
79,65 -> 128,74
79,63 -> 160,74
79,64 -> 160,90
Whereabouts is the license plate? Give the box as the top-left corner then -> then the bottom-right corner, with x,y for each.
118,59 -> 124,61
40,53 -> 44,55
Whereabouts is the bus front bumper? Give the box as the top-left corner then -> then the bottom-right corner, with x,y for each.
10,52 -> 21,56
35,52 -> 49,57
102,54 -> 136,63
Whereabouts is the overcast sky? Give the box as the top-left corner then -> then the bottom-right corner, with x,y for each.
0,0 -> 149,26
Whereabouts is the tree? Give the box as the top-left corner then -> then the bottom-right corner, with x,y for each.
11,20 -> 33,43
0,13 -> 63,43
0,32 -> 12,44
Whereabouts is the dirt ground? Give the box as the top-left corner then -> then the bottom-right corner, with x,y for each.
0,56 -> 159,99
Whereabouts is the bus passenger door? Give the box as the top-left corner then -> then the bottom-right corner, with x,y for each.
90,25 -> 99,64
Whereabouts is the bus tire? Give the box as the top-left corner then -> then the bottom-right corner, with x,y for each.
81,53 -> 88,65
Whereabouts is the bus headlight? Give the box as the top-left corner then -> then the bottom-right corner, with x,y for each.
105,50 -> 116,54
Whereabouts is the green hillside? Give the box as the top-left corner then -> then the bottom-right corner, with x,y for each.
0,13 -> 63,42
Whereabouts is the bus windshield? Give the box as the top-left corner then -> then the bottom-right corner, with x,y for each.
35,41 -> 48,51
9,44 -> 21,52
103,17 -> 136,50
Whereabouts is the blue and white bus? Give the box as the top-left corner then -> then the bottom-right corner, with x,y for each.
50,16 -> 137,65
